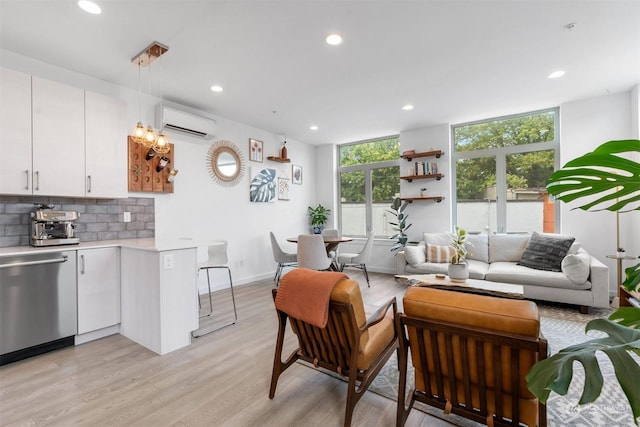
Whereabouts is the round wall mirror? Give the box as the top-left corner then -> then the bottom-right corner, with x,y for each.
207,140 -> 245,186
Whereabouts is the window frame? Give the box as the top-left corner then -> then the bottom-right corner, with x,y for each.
337,135 -> 400,237
451,108 -> 560,233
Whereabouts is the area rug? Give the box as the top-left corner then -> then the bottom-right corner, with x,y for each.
365,303 -> 637,426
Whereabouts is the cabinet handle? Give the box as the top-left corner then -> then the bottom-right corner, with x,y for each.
80,254 -> 85,274
25,170 -> 29,190
87,175 -> 92,193
34,171 -> 39,191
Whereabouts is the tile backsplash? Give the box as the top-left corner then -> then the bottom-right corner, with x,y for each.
0,196 -> 155,247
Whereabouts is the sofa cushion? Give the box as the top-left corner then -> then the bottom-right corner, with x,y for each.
489,234 -> 531,263
518,232 -> 575,272
486,262 -> 591,290
426,243 -> 454,263
404,245 -> 426,267
465,233 -> 489,263
561,248 -> 591,284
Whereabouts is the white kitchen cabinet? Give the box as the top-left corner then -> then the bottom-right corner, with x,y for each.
0,68 -> 33,194
85,91 -> 127,198
120,247 -> 198,355
32,76 -> 86,197
77,247 -> 121,335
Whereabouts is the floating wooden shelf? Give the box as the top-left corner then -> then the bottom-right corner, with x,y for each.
400,173 -> 444,182
401,150 -> 444,160
401,196 -> 445,203
267,156 -> 291,163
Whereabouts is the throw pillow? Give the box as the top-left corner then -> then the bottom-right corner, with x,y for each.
404,245 -> 426,267
518,231 -> 575,272
426,243 -> 454,263
561,249 -> 590,284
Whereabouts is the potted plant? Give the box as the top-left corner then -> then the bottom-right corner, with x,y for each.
308,204 -> 331,234
526,139 -> 640,425
447,225 -> 469,282
387,197 -> 412,252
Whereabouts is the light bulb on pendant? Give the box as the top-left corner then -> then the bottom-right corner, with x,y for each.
133,121 -> 145,143
143,125 -> 157,148
153,133 -> 171,154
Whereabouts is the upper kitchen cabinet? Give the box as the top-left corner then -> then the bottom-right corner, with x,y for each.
85,91 -> 127,198
0,68 -> 33,195
32,77 -> 86,197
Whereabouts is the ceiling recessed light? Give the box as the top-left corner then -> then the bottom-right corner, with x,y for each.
326,34 -> 343,46
210,85 -> 223,93
402,104 -> 414,111
310,125 -> 319,131
547,70 -> 566,79
78,0 -> 101,14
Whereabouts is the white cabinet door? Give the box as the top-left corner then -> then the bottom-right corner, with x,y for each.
32,77 -> 85,197
77,247 -> 121,334
0,68 -> 33,194
85,91 -> 127,198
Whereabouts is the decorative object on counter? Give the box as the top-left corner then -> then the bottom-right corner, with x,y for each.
249,138 -> 263,162
447,225 -> 469,282
527,139 -> 640,424
167,169 -> 178,183
278,177 -> 290,200
207,139 -> 245,187
128,136 -> 174,193
292,164 -> 302,184
130,41 -> 171,154
387,197 -> 411,252
420,187 -> 428,197
250,168 -> 276,202
308,204 -> 331,234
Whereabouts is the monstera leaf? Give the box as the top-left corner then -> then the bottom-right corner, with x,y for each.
526,311 -> 640,425
249,168 -> 276,202
546,139 -> 640,212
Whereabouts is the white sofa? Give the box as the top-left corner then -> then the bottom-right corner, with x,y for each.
395,232 -> 610,312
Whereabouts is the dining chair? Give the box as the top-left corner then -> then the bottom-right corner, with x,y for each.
192,240 -> 238,338
270,269 -> 398,427
269,231 -> 297,285
321,228 -> 340,238
338,231 -> 374,287
296,234 -> 334,271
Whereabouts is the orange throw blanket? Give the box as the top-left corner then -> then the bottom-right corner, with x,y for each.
275,268 -> 348,328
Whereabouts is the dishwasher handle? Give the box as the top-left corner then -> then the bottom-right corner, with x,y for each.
0,255 -> 68,269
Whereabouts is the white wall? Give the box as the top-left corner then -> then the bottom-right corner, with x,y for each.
560,91 -> 638,297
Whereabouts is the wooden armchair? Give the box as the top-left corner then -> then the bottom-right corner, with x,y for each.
269,276 -> 398,427
396,287 -> 548,427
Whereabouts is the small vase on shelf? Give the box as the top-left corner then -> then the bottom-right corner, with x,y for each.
280,140 -> 288,160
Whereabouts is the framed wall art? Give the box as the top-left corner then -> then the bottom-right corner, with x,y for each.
292,164 -> 302,184
249,167 -> 276,202
249,138 -> 263,162
278,177 -> 290,200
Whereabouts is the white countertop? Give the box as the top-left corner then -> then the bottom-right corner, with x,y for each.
0,238 -> 198,257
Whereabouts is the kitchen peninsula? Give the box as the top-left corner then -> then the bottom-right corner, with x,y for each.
0,238 -> 198,358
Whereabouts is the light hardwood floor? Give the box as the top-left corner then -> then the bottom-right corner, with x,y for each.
0,270 -> 454,427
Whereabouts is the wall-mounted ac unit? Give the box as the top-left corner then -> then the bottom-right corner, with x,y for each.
156,105 -> 217,140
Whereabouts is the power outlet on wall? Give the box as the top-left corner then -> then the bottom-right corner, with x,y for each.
163,254 -> 174,270
123,212 -> 131,222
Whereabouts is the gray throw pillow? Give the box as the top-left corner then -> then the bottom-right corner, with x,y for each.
518,231 -> 575,272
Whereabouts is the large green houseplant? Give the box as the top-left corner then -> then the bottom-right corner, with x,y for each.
526,139 -> 640,425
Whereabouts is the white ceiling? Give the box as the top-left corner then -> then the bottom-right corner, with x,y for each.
1,1 -> 639,145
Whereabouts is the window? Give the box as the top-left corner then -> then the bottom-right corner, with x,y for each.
338,136 -> 400,237
452,109 -> 559,234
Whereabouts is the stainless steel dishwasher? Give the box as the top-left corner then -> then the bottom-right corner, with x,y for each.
0,251 -> 77,365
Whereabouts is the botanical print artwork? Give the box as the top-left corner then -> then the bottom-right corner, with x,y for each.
292,164 -> 302,184
249,138 -> 263,162
278,177 -> 290,200
250,168 -> 276,202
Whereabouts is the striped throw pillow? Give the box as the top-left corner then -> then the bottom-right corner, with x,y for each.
426,243 -> 454,263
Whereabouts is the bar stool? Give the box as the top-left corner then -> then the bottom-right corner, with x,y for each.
192,240 -> 237,337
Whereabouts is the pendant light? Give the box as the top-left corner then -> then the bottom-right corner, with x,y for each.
131,42 -> 170,153
151,47 -> 170,155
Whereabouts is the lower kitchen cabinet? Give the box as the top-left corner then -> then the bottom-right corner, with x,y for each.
77,247 -> 121,334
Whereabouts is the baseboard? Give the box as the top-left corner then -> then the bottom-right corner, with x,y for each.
75,324 -> 120,345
